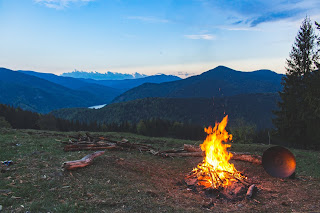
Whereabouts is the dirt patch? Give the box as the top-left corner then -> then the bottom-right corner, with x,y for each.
105,154 -> 320,212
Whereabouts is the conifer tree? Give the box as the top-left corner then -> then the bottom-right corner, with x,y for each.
274,17 -> 319,148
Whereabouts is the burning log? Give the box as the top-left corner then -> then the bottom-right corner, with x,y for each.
182,144 -> 262,164
184,116 -> 256,201
62,151 -> 105,170
188,115 -> 247,190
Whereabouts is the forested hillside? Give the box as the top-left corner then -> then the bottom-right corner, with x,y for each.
19,70 -> 123,100
0,68 -> 108,113
52,93 -> 279,130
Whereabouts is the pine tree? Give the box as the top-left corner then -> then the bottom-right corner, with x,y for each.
315,21 -> 320,68
273,17 -> 319,148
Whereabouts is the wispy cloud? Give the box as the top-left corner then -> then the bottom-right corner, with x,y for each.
184,34 -> 216,40
249,9 -> 304,27
34,0 -> 95,10
199,0 -> 320,27
177,71 -> 196,78
127,16 -> 169,23
219,26 -> 262,31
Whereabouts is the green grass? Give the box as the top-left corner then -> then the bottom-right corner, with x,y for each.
0,129 -> 198,212
1,128 -> 320,212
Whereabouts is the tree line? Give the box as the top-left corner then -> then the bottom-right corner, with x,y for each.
0,104 -> 98,132
0,103 -> 206,139
1,103 -> 273,143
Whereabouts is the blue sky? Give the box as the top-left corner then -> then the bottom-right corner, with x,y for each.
0,0 -> 319,77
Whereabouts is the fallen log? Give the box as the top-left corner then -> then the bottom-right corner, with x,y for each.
64,144 -> 118,151
62,151 -> 105,170
64,146 -> 118,152
85,132 -> 94,142
162,152 -> 204,157
63,138 -> 155,152
184,144 -> 202,152
159,148 -> 185,153
182,144 -> 262,164
231,153 -> 262,165
167,151 -> 261,164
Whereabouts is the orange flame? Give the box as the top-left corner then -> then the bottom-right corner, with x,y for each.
190,115 -> 246,189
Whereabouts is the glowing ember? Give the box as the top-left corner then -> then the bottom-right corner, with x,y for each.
189,115 -> 246,189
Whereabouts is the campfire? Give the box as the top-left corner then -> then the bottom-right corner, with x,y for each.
186,115 -> 250,199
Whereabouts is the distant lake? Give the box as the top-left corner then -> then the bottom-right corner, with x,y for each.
88,104 -> 107,109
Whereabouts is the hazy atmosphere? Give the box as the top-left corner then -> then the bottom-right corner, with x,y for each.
1,0 -> 320,77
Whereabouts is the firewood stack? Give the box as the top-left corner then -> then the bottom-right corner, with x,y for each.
62,133 -> 154,152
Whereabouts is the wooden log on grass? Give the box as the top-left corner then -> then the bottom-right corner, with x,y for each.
176,144 -> 262,164
231,153 -> 262,165
162,152 -> 204,157
167,151 -> 261,164
64,144 -> 118,151
62,151 -> 105,170
184,144 -> 202,152
64,146 -> 118,152
63,140 -> 154,152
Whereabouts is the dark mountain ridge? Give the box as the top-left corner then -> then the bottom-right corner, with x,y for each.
0,68 -> 118,113
112,66 -> 283,103
18,70 -> 123,103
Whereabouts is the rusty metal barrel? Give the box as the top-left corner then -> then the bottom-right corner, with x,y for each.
262,146 -> 296,178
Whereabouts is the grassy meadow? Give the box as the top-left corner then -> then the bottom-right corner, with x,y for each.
1,128 -> 320,212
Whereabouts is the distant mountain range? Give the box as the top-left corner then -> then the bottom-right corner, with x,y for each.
0,68 -> 104,113
18,70 -> 123,103
80,74 -> 181,91
0,68 -> 182,113
61,70 -> 147,80
0,65 -> 284,129
112,66 -> 283,103
51,66 -> 284,129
